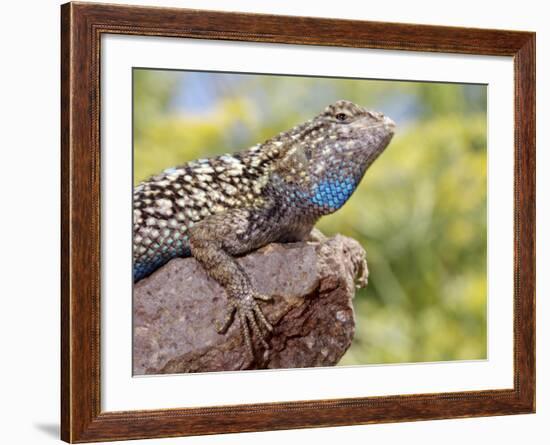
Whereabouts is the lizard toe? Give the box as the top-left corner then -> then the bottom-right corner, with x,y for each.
214,302 -> 237,334
252,304 -> 273,333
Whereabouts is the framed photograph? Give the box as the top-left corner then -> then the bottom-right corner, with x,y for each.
61,2 -> 535,442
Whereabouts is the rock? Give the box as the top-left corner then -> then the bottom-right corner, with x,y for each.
133,234 -> 368,375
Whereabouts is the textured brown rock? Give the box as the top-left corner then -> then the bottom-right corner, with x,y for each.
133,234 -> 368,375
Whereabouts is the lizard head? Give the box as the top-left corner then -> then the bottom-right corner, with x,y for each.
269,100 -> 395,215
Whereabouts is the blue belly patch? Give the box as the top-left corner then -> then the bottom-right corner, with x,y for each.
133,243 -> 191,282
134,256 -> 166,282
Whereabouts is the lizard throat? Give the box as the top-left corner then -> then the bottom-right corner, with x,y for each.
309,177 -> 357,212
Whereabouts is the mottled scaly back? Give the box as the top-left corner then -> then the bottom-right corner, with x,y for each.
133,149 -> 274,281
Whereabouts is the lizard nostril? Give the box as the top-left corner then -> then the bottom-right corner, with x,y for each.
367,111 -> 384,121
383,116 -> 396,131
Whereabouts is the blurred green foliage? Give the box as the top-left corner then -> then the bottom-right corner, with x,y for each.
133,69 -> 487,365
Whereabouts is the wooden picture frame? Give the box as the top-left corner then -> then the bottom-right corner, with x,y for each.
61,1 -> 535,442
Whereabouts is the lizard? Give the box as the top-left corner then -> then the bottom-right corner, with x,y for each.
133,99 -> 395,360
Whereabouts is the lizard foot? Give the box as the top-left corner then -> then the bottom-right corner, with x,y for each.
307,227 -> 327,243
354,253 -> 369,289
215,292 -> 273,359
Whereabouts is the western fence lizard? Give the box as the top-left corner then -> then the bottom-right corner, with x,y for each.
133,100 -> 395,359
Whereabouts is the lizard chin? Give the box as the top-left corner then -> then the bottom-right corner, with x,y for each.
352,115 -> 395,170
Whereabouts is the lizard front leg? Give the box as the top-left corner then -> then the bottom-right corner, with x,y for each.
188,208 -> 276,360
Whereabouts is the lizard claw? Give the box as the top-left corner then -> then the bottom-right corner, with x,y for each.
217,291 -> 273,359
240,292 -> 273,355
252,293 -> 273,302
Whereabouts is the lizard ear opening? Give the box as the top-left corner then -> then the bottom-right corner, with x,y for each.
275,146 -> 310,184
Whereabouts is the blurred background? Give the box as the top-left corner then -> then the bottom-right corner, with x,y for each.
133,68 -> 487,366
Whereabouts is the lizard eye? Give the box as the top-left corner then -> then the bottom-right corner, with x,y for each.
335,112 -> 349,122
